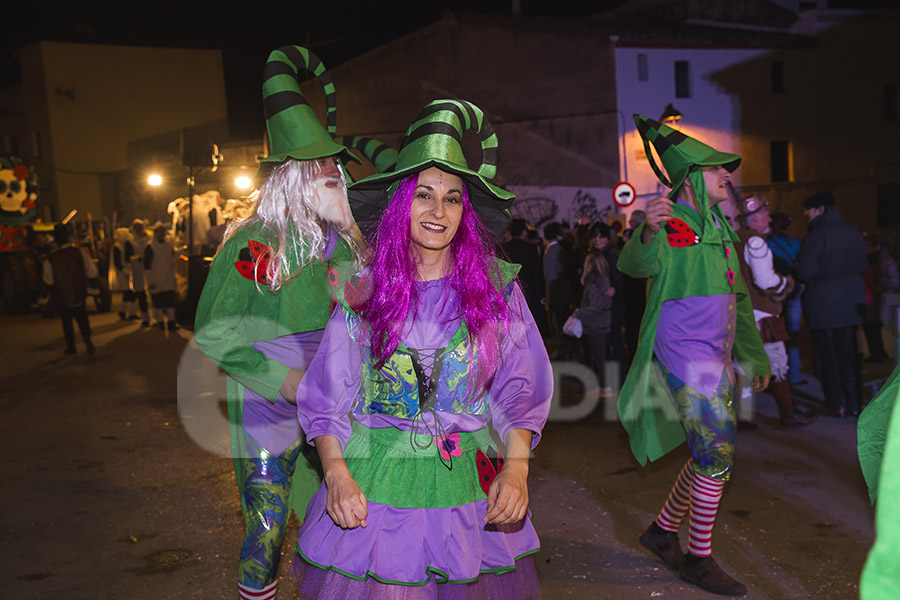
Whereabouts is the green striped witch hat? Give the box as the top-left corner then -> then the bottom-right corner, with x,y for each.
348,99 -> 514,239
633,114 -> 740,199
336,136 -> 399,174
258,45 -> 359,167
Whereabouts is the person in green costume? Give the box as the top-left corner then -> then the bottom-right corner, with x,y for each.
193,45 -> 368,600
859,364 -> 900,599
618,115 -> 770,596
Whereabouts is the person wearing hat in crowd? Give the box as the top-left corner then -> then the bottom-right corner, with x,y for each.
192,46 -> 365,600
617,115 -> 770,596
733,195 -> 818,429
289,99 -> 552,600
130,218 -> 152,326
144,221 -> 183,331
796,191 -> 868,418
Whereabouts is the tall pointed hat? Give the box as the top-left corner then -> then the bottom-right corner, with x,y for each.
633,114 -> 740,200
336,136 -> 399,175
348,99 -> 514,239
258,45 -> 359,167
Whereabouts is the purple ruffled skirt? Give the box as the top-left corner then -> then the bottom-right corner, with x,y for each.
290,424 -> 542,599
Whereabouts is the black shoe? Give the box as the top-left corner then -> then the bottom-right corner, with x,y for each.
63,347 -> 77,355
156,322 -> 165,330
85,341 -> 95,355
167,321 -> 179,332
680,553 -> 747,596
639,521 -> 683,570
118,311 -> 127,321
140,320 -> 150,328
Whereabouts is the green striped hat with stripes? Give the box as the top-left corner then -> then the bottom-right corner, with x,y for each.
633,114 -> 740,199
258,45 -> 359,167
336,136 -> 399,175
348,99 -> 514,239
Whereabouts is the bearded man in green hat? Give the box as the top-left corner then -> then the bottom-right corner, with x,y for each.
193,45 -> 370,600
617,115 -> 770,596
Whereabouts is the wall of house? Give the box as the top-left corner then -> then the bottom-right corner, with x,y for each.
319,15 -> 622,193
13,42 -> 229,221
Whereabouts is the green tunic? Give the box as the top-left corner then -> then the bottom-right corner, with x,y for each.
193,221 -> 355,518
616,201 -> 770,465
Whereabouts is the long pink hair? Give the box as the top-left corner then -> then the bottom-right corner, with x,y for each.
363,171 -> 511,395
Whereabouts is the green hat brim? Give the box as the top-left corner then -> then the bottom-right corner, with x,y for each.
258,139 -> 361,166
348,159 -> 514,240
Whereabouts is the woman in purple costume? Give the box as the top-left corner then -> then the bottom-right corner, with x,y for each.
290,99 -> 553,599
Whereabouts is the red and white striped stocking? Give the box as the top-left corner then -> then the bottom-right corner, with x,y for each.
238,580 -> 278,600
656,458 -> 695,532
688,472 -> 725,557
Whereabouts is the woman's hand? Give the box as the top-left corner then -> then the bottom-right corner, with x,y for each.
484,428 -> 532,525
316,435 -> 367,529
484,460 -> 529,524
324,470 -> 368,529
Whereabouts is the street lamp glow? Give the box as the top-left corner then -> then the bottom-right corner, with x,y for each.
235,176 -> 252,190
148,174 -> 162,186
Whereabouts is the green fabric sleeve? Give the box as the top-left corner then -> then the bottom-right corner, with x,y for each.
618,223 -> 662,279
193,234 -> 289,403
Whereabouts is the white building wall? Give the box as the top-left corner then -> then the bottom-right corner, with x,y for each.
614,45 -> 772,220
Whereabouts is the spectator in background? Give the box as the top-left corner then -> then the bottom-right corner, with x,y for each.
503,218 -> 548,337
109,226 -> 138,321
576,249 -> 614,395
864,233 -> 899,362
767,211 -> 805,384
42,223 -> 98,355
796,191 -> 869,418
624,209 -> 647,242
130,218 -> 152,327
734,197 -> 817,429
144,222 -> 181,331
544,221 -> 575,360
594,220 -> 626,382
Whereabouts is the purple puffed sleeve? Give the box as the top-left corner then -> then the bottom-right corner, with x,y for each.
488,285 -> 553,449
296,306 -> 362,450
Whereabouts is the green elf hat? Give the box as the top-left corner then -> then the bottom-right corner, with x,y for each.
633,114 -> 740,199
348,98 -> 514,239
258,45 -> 359,168
336,136 -> 399,174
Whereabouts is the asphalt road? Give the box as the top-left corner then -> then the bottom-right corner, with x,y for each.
0,308 -> 889,599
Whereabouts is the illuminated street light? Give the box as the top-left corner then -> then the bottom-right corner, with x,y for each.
148,174 -> 162,186
660,103 -> 683,123
235,175 -> 252,190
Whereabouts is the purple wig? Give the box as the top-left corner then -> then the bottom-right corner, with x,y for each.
364,171 -> 512,396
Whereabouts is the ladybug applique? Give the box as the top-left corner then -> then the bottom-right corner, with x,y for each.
664,218 -> 701,247
234,239 -> 272,284
475,445 -> 506,495
343,273 -> 371,312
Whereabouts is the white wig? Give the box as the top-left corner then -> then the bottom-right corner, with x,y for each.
219,159 -> 362,292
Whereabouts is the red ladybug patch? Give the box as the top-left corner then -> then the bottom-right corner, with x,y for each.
475,446 -> 506,495
235,239 -> 272,284
665,218 -> 701,247
343,273 -> 371,311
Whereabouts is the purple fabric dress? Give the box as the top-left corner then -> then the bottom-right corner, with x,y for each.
292,277 -> 553,600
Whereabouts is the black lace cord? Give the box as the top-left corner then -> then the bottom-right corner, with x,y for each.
407,348 -> 454,471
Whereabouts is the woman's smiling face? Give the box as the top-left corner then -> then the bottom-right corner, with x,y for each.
409,166 -> 464,257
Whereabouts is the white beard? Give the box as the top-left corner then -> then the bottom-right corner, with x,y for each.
311,177 -> 354,231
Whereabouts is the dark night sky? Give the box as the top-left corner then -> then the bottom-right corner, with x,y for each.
3,2 -> 617,139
